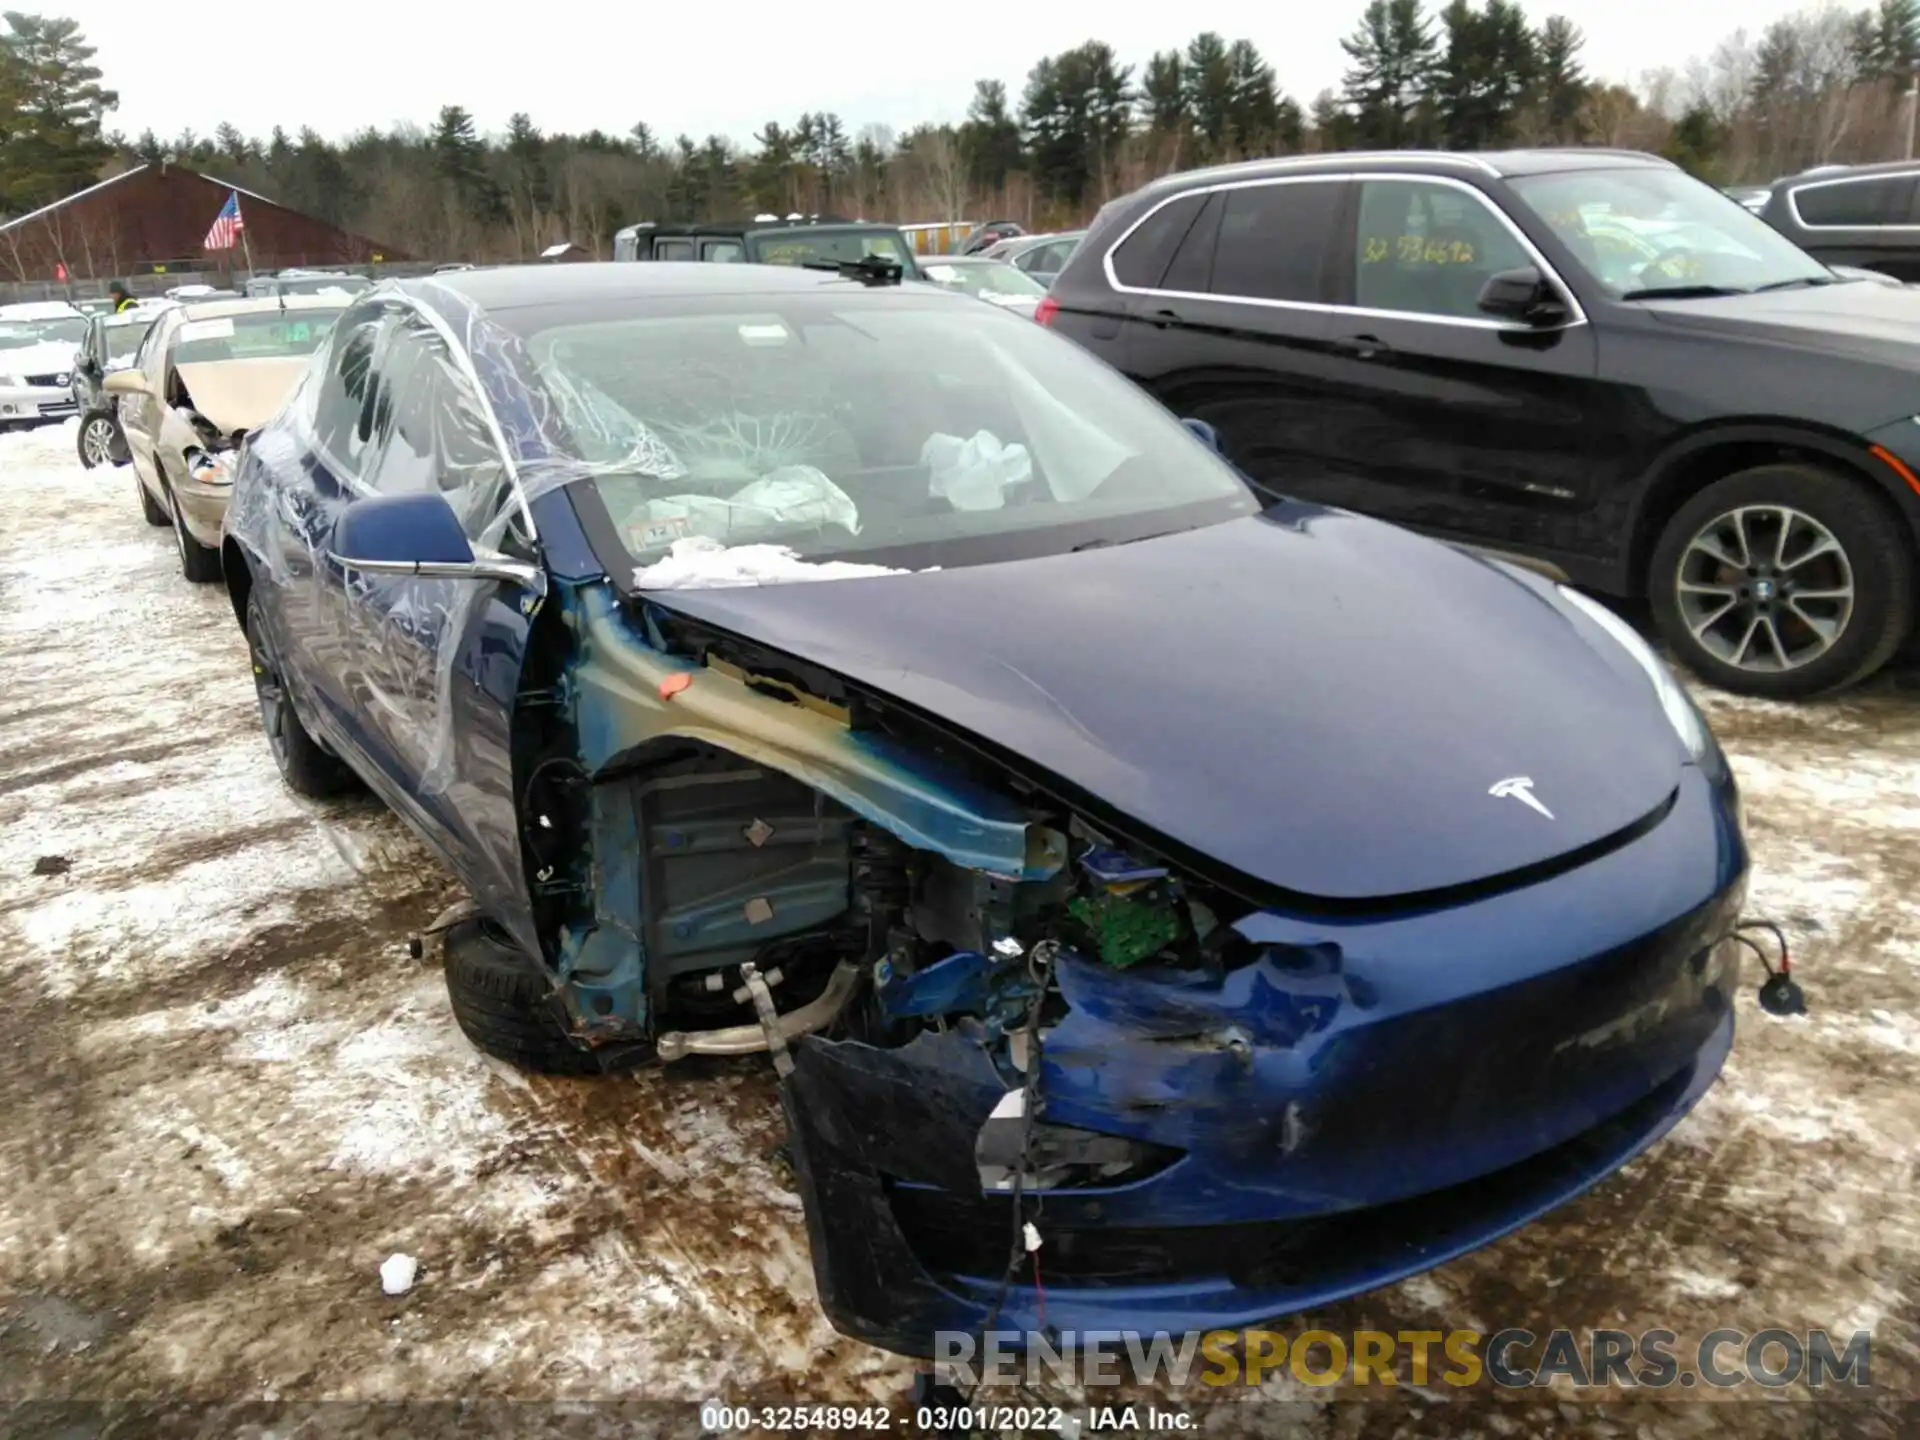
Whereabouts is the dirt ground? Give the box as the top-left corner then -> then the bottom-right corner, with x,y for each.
1,418 -> 1916,1439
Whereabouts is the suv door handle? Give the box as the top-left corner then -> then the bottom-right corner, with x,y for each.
1149,307 -> 1181,328
1334,333 -> 1390,359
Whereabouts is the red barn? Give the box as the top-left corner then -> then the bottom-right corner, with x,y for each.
0,162 -> 403,283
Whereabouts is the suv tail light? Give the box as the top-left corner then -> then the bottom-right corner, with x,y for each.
1033,295 -> 1059,327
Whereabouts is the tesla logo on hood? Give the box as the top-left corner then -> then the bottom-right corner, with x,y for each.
1489,776 -> 1554,819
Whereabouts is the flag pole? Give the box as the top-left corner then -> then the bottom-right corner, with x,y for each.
238,196 -> 256,283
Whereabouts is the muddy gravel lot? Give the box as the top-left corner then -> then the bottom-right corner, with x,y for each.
1,419 -> 1916,1438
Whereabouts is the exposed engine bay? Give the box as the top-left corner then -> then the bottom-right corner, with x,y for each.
517,632 -> 1260,1073
157,393 -> 243,484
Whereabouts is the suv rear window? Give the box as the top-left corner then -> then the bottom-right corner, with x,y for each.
1109,193 -> 1207,289
751,229 -> 915,272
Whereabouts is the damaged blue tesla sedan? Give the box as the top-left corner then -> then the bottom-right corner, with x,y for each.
220,261 -> 1749,1358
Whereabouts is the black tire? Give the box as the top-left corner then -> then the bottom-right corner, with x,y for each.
76,411 -> 118,470
441,915 -> 650,1076
245,591 -> 359,797
136,468 -> 170,526
168,481 -> 224,582
1648,463 -> 1915,699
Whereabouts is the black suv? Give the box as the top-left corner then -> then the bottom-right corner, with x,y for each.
1756,160 -> 1920,281
612,216 -> 922,278
1045,148 -> 1920,698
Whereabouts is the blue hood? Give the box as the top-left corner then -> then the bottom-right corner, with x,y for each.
644,506 -> 1685,902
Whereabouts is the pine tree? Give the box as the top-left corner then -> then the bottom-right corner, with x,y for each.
1023,42 -> 1132,207
1225,39 -> 1286,156
1535,16 -> 1588,141
961,79 -> 1024,195
1183,32 -> 1235,161
1139,50 -> 1187,135
1340,0 -> 1439,146
430,105 -> 499,226
297,125 -> 353,227
1434,0 -> 1536,149
699,135 -> 738,215
0,12 -> 118,213
1856,0 -> 1920,78
213,122 -> 252,168
748,121 -> 796,212
504,112 -> 550,218
665,133 -> 705,219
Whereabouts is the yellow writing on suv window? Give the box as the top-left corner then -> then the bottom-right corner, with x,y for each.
1362,235 -> 1477,265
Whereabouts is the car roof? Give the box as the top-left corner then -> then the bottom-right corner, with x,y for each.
1773,159 -> 1920,187
0,300 -> 84,320
173,293 -> 354,322
1127,148 -> 1674,202
637,216 -> 887,238
402,259 -> 964,326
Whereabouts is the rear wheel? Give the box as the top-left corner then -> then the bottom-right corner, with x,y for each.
245,591 -> 358,797
440,908 -> 651,1075
1648,462 -> 1914,698
77,412 -> 118,469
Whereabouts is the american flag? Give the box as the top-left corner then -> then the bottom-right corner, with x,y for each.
204,191 -> 244,250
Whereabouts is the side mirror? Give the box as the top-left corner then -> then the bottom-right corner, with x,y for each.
1182,416 -> 1223,454
103,369 -> 150,396
1477,266 -> 1569,327
328,491 -> 546,595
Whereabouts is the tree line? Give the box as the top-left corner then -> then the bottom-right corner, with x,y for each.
4,2 -> 1920,265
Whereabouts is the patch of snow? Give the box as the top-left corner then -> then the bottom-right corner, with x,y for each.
1667,1267 -> 1743,1300
380,1253 -> 418,1295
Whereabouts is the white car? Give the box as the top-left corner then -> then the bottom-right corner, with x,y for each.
105,294 -> 349,580
0,304 -> 87,431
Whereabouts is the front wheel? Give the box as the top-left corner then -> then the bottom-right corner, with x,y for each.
1648,462 -> 1914,698
136,468 -> 169,526
440,909 -> 651,1076
168,482 -> 224,582
77,411 -> 119,470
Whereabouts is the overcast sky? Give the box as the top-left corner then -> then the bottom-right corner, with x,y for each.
64,0 -> 1817,148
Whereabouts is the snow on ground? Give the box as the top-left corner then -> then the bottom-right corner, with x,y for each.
1,418 -> 1915,1436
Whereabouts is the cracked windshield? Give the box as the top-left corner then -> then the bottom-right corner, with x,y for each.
528,293 -> 1258,569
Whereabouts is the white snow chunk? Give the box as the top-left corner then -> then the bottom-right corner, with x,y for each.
634,536 -> 908,591
380,1252 -> 419,1295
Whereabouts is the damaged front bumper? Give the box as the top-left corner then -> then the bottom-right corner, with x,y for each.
780,766 -> 1745,1356
171,450 -> 236,549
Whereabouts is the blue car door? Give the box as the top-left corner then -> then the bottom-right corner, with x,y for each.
326,303 -> 542,936
272,302 -> 392,742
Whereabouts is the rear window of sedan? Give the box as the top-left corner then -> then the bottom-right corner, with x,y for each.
173,307 -> 348,363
